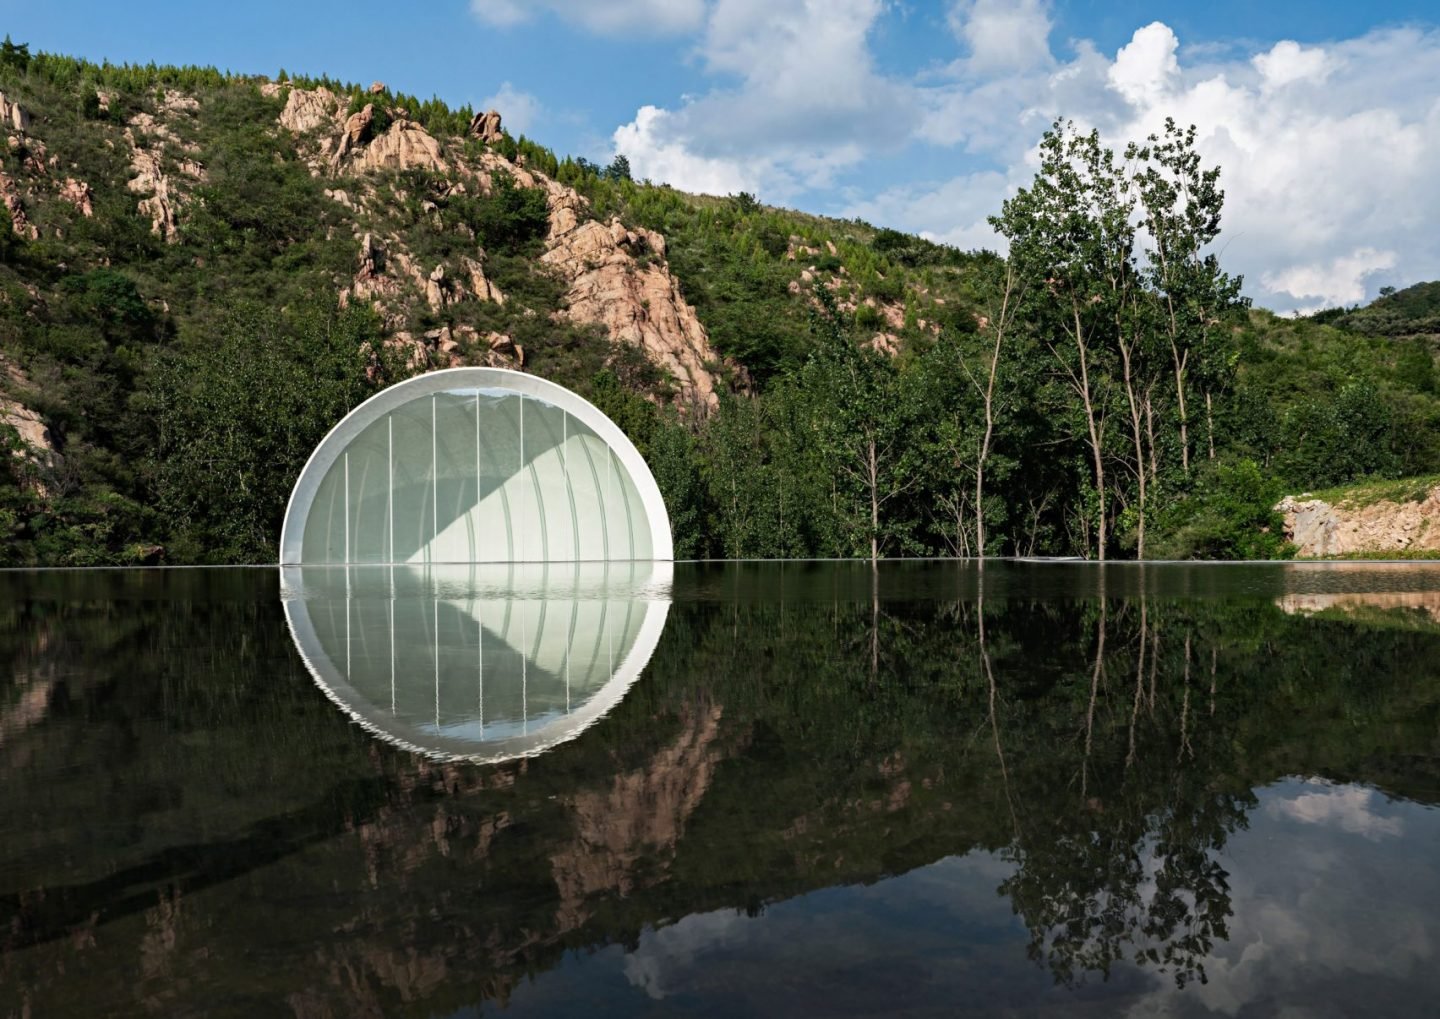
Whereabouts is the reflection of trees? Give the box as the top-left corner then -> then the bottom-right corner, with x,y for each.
5,564 -> 1440,1013
974,572 -> 1253,989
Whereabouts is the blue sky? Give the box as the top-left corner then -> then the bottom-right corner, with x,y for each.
3,1 -> 1439,311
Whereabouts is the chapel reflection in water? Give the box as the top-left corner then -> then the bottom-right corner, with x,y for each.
280,561 -> 672,763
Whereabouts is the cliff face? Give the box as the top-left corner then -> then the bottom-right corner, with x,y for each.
265,85 -> 724,408
1277,485 -> 1440,557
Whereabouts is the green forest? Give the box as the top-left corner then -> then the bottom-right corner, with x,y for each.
1,40 -> 1438,565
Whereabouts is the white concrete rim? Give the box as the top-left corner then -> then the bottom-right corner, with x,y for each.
279,367 -> 674,564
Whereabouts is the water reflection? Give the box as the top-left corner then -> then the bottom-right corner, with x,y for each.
281,562 -> 672,763
4,562 -> 1440,1016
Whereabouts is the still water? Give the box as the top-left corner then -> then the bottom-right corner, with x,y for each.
3,561 -> 1440,1017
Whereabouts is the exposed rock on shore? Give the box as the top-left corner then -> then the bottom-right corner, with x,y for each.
1277,486 -> 1440,557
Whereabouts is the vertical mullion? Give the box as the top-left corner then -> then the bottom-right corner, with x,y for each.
431,394 -> 438,560
480,391 -> 486,561
483,592 -> 489,736
388,415 -> 394,564
527,595 -> 532,731
518,397 -> 525,562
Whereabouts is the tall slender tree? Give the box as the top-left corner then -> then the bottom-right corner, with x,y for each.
1133,119 -> 1247,476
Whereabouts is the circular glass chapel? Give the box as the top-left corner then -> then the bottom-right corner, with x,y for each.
279,368 -> 674,565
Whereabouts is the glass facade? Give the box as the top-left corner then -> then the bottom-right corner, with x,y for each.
282,370 -> 670,564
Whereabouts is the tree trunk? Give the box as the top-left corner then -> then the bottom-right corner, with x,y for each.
1171,338 -> 1190,475
974,268 -> 1012,559
1127,597 -> 1147,770
1119,339 -> 1146,560
1205,390 -> 1216,460
869,560 -> 879,679
980,575 -> 1018,834
1144,391 -> 1159,493
1082,601 -> 1107,797
868,438 -> 879,563
1072,304 -> 1107,561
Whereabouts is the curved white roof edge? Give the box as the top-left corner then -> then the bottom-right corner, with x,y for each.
278,367 -> 674,564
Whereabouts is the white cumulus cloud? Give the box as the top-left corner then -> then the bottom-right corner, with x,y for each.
1107,22 -> 1181,106
613,105 -> 762,195
469,0 -> 707,35
525,3 -> 1440,311
612,0 -> 917,200
1253,39 -> 1332,89
947,0 -> 1055,75
1268,782 -> 1405,839
859,21 -> 1440,311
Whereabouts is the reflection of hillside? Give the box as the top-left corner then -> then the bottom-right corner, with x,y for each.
5,565 -> 1440,1015
551,700 -> 728,929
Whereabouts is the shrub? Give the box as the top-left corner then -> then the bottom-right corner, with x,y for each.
1150,460 -> 1295,561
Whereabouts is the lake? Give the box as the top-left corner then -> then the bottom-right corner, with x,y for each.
3,561 -> 1440,1017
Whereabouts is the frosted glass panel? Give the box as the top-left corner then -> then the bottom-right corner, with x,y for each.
296,384 -> 661,564
346,419 -> 390,563
390,396 -> 433,562
475,392 -> 517,563
302,461 -> 346,562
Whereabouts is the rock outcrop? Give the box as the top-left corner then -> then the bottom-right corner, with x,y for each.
1279,591 -> 1440,623
0,168 -> 34,238
540,211 -> 720,409
346,232 -> 403,308
274,86 -> 726,408
1277,487 -> 1440,557
423,263 -> 451,311
1,357 -> 55,480
339,118 -> 447,175
58,177 -> 94,218
123,95 -> 205,242
278,86 -> 339,134
549,702 -> 726,929
126,148 -> 180,241
468,109 -> 503,143
461,255 -> 506,306
0,393 -> 51,459
345,232 -> 505,321
340,102 -> 373,149
0,94 -> 42,239
0,90 -> 30,133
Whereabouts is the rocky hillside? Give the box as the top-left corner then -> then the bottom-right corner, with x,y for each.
0,48 -> 998,564
0,44 -> 1436,566
3,78 -> 727,406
